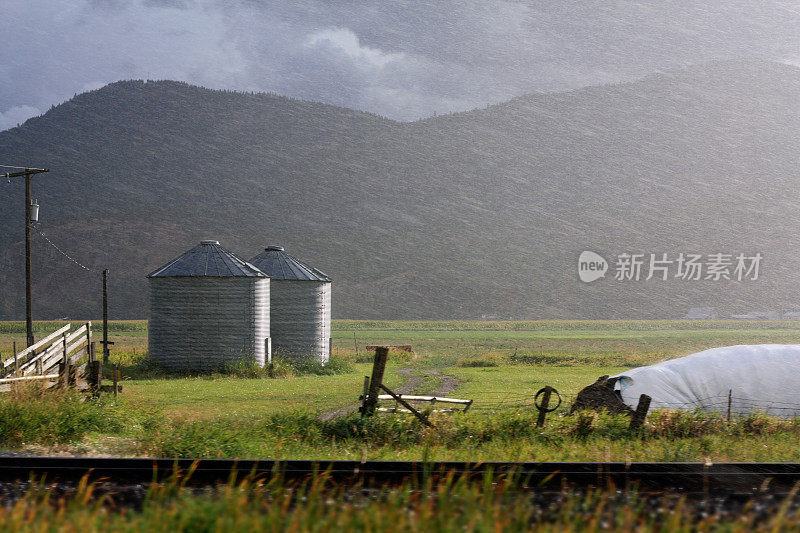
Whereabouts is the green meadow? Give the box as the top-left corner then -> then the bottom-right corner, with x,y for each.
1,319 -> 800,461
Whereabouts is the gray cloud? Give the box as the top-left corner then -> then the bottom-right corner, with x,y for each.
1,0 -> 798,128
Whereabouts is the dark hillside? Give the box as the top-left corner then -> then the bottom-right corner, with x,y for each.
1,60 -> 798,319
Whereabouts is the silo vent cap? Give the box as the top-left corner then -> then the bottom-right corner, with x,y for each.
265,245 -> 284,251
201,240 -> 220,245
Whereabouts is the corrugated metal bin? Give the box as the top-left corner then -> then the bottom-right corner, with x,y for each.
249,246 -> 331,363
147,240 -> 270,370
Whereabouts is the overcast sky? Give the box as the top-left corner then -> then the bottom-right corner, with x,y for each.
1,1 -> 798,129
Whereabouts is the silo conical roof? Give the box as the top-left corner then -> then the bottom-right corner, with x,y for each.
249,246 -> 331,281
148,240 -> 266,277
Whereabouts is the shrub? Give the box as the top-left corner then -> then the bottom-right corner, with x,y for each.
647,409 -> 726,438
570,411 -> 597,439
148,419 -> 254,457
223,358 -> 269,379
292,354 -> 354,376
740,411 -> 779,435
0,384 -> 121,446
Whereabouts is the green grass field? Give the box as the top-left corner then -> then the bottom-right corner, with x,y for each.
2,319 -> 800,461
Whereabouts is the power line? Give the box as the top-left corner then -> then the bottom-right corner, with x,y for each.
0,164 -> 48,171
33,223 -> 95,272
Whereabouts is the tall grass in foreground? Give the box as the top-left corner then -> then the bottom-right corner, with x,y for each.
2,472 -> 800,532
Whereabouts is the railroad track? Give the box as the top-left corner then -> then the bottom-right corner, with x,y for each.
2,457 -> 800,493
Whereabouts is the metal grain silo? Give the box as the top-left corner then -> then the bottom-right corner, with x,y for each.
147,240 -> 270,371
248,246 -> 331,363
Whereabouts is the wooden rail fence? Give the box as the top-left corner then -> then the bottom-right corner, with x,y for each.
0,323 -> 118,394
376,394 -> 473,413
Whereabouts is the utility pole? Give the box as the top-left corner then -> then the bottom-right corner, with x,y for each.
103,269 -> 109,363
2,166 -> 50,347
24,171 -> 33,347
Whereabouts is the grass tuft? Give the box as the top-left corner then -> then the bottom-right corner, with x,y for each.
0,384 -> 121,446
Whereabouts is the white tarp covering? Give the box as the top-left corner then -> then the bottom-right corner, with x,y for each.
613,345 -> 800,417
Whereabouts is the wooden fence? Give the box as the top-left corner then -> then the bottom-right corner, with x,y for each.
376,394 -> 473,414
0,323 -> 108,393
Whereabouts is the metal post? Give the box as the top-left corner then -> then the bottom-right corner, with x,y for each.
25,172 -> 33,347
103,269 -> 109,363
536,387 -> 552,428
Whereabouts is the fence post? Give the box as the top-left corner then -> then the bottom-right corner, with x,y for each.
85,322 -> 92,363
536,387 -> 553,428
359,375 -> 370,414
362,347 -> 388,417
113,364 -> 119,397
102,270 -> 109,364
88,360 -> 101,396
727,389 -> 732,422
60,333 -> 69,385
13,342 -> 18,376
629,394 -> 652,432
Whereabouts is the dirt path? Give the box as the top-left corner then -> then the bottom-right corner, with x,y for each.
318,368 -> 424,421
424,367 -> 458,397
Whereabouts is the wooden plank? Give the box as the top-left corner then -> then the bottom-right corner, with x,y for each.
17,325 -> 86,375
24,344 -> 62,375
22,340 -> 64,375
377,407 -> 463,414
34,336 -> 89,375
0,373 -> 59,385
68,346 -> 90,366
20,336 -> 65,375
2,324 -> 70,368
16,323 -> 71,359
379,384 -> 432,427
376,394 -> 472,404
65,324 -> 88,347
365,345 -> 412,352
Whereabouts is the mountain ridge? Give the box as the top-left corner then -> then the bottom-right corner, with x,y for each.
1,59 -> 798,320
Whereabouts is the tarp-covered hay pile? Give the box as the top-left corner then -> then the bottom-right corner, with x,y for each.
571,345 -> 800,417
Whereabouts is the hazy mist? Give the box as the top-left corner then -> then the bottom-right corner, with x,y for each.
2,1 -> 798,128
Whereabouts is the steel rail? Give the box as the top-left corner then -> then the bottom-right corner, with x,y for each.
1,458 -> 800,493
